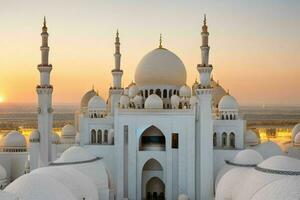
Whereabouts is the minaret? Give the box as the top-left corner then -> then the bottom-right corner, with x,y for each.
195,14 -> 214,200
109,30 -> 124,114
36,17 -> 53,167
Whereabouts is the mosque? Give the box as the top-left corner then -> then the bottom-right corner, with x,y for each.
0,16 -> 300,200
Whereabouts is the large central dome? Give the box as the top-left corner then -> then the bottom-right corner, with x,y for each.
135,48 -> 187,87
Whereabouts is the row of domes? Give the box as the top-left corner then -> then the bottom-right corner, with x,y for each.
216,149 -> 300,200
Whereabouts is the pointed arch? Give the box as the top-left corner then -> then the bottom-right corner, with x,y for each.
139,126 -> 166,151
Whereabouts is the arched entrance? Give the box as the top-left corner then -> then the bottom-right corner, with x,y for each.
142,159 -> 165,200
146,177 -> 165,200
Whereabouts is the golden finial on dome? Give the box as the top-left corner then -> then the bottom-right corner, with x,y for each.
227,89 -> 230,95
159,33 -> 162,48
92,84 -> 94,91
43,16 -> 46,27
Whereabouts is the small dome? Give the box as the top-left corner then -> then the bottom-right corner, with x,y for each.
245,130 -> 259,146
128,83 -> 139,98
144,94 -> 163,109
292,123 -> 300,140
88,95 -> 106,110
178,194 -> 189,200
218,94 -> 239,110
29,129 -> 39,142
171,95 -> 180,109
3,131 -> 26,148
80,89 -> 97,109
61,125 -> 76,137
54,146 -> 97,164
251,141 -> 283,159
189,96 -> 198,107
75,132 -> 80,144
232,149 -> 263,166
0,164 -> 7,181
257,155 -> 300,172
133,95 -> 143,108
179,85 -> 191,97
120,95 -> 130,108
135,48 -> 187,87
52,132 -> 60,144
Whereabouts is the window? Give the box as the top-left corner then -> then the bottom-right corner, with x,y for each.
230,132 -> 235,148
145,90 -> 148,98
213,132 -> 217,147
104,130 -> 108,143
163,89 -> 167,98
91,129 -> 96,144
155,89 -> 161,97
172,133 -> 179,149
97,130 -> 102,144
222,132 -> 227,147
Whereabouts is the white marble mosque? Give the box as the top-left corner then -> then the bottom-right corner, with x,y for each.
0,16 -> 300,200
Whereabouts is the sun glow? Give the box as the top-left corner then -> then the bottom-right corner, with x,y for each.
0,96 -> 4,103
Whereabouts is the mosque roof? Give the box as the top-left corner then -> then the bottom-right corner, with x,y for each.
135,47 -> 187,87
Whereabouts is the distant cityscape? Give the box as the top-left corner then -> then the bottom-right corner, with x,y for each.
1,103 -> 300,153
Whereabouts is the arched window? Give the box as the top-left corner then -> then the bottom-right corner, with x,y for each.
226,115 -> 229,120
163,89 -> 167,98
173,90 -> 177,95
230,132 -> 235,148
145,90 -> 148,98
141,90 -> 144,97
221,115 -> 224,120
176,90 -> 179,96
97,130 -> 102,144
169,89 -> 172,98
150,89 -> 154,95
155,89 -> 161,97
213,132 -> 217,147
222,132 -> 227,147
139,126 -> 166,151
104,130 -> 108,143
91,129 -> 96,144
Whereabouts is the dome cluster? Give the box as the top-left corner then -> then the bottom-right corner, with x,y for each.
1,131 -> 26,152
216,153 -> 300,200
4,146 -> 112,200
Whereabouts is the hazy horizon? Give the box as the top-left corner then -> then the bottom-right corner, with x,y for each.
0,0 -> 299,105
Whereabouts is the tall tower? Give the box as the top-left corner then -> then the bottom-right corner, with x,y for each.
195,14 -> 214,200
36,17 -> 53,167
109,30 -> 124,114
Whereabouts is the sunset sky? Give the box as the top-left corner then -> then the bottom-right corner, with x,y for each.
0,0 -> 299,106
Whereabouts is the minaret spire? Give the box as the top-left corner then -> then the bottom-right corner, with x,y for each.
110,30 -> 124,115
197,14 -> 212,87
159,33 -> 163,48
35,17 -> 53,168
